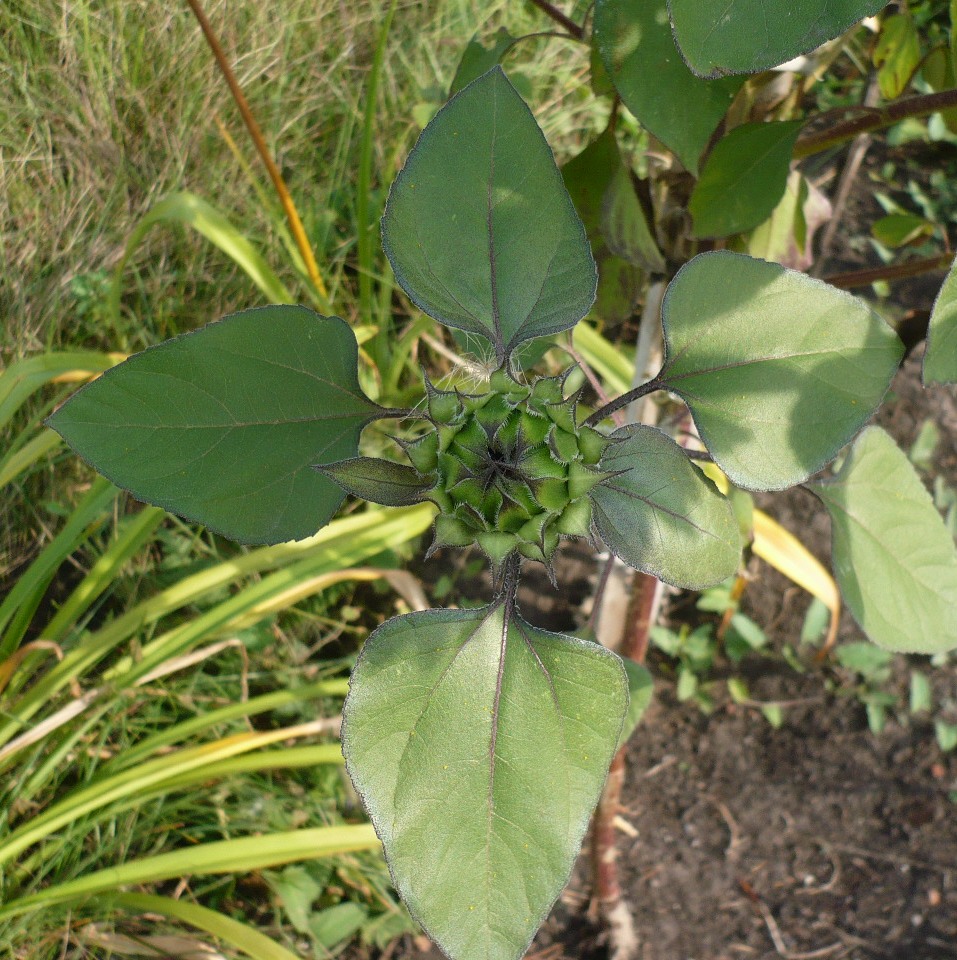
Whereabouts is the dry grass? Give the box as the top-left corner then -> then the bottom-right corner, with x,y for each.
1,0 -> 601,357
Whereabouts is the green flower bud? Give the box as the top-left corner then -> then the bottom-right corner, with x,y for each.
408,367 -> 612,568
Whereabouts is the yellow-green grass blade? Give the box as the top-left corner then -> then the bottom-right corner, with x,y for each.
571,323 -> 633,395
108,893 -> 302,960
0,352 -> 120,434
0,726 -> 338,868
0,825 -> 381,920
109,193 -> 292,323
120,744 -> 344,800
42,506 -> 165,647
0,476 -> 119,659
108,679 -> 348,772
0,428 -> 62,487
0,504 -> 432,750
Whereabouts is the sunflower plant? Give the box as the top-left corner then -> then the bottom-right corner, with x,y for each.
49,12 -> 957,953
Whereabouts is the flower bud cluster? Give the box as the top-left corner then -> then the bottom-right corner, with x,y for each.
404,368 -> 612,568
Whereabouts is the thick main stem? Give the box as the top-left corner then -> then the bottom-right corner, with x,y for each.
184,0 -> 330,308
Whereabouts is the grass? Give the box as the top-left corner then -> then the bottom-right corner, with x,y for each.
1,0 -> 602,358
0,2 -> 621,954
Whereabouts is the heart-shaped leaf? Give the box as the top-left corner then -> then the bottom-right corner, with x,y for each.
382,67 -> 596,363
808,427 -> 957,653
689,121 -> 803,239
925,256 -> 957,385
668,0 -> 885,78
317,457 -> 434,507
342,604 -> 627,960
657,252 -> 904,490
593,0 -> 743,174
591,424 -> 740,588
48,305 -> 379,544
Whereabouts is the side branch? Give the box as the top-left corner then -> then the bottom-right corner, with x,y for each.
584,377 -> 665,427
794,87 -> 957,158
526,0 -> 584,40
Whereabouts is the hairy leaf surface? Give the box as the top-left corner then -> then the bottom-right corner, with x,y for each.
594,0 -> 743,174
658,253 -> 903,490
668,0 -> 885,77
808,427 -> 957,653
689,121 -> 803,238
925,257 -> 957,385
382,67 -> 596,362
591,425 -> 740,587
342,604 -> 627,960
48,306 -> 378,544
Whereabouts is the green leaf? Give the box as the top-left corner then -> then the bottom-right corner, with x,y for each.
309,902 -> 370,949
872,213 -> 933,248
590,424 -> 740,588
689,121 -> 803,239
922,46 -> 957,135
657,252 -> 904,490
924,255 -> 957,385
342,604 -> 627,960
601,165 -> 665,272
835,641 -> 893,679
668,0 -> 884,78
48,305 -> 380,544
382,67 -> 596,362
450,27 -> 516,96
318,457 -> 434,506
617,659 -> 654,750
910,671 -> 933,714
874,14 -> 921,100
593,0 -> 743,174
808,427 -> 957,654
562,132 -> 644,325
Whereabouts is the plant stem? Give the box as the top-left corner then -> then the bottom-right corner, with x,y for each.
583,377 -> 665,428
525,0 -> 584,40
824,253 -> 953,289
794,87 -> 957,158
590,572 -> 659,960
184,0 -> 330,309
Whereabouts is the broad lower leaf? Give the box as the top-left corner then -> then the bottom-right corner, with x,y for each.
450,27 -> 516,96
689,121 -> 803,239
317,457 -> 433,507
657,252 -> 904,490
808,427 -> 957,653
562,132 -> 644,325
925,256 -> 957,385
669,0 -> 885,78
48,306 -> 379,544
342,604 -> 627,960
591,425 -> 740,588
594,0 -> 743,174
382,67 -> 596,363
